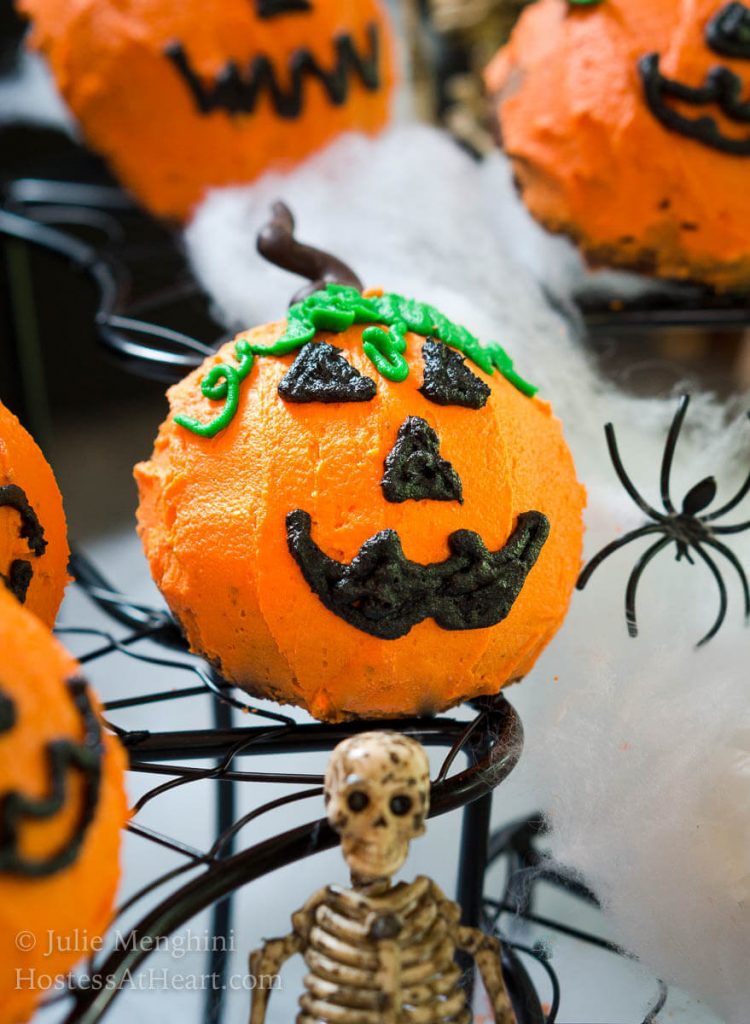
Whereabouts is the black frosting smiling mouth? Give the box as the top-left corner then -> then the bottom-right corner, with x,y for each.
286,508 -> 550,640
164,23 -> 382,119
639,3 -> 750,155
0,677 -> 104,878
640,54 -> 750,154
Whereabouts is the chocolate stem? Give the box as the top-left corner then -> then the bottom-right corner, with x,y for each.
256,201 -> 363,304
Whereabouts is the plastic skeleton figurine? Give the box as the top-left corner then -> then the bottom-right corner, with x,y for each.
248,731 -> 514,1024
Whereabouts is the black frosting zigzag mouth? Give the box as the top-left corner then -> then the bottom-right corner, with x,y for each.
286,508 -> 550,640
639,52 -> 750,155
165,23 -> 382,119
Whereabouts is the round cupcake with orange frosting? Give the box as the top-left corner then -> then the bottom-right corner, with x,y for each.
135,284 -> 585,722
19,0 -> 397,222
486,0 -> 750,291
0,586 -> 128,1024
0,401 -> 70,627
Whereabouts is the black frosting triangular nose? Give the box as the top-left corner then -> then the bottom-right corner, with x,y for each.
381,417 -> 463,504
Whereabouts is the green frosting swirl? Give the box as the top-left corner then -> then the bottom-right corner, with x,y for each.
176,284 -> 537,438
174,339 -> 255,438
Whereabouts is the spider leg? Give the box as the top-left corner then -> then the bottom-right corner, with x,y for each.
710,519 -> 750,535
702,411 -> 750,522
624,536 -> 672,637
703,537 -> 750,620
604,423 -> 665,521
675,543 -> 694,565
702,473 -> 750,522
660,394 -> 690,515
577,524 -> 665,590
691,543 -> 728,647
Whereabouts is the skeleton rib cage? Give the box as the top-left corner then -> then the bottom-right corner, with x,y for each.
294,879 -> 473,1024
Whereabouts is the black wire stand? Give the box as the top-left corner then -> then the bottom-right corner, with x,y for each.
55,552 -> 542,1024
0,175 -> 678,1024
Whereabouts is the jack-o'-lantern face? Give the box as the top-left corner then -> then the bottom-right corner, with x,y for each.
0,587 -> 127,1024
0,402 -> 69,627
639,3 -> 750,155
20,0 -> 397,221
487,0 -> 750,290
136,286 -> 586,722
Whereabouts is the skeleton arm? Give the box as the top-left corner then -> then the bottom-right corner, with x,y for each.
248,932 -> 300,1024
248,889 -> 327,1024
427,880 -> 515,1024
455,926 -> 514,1024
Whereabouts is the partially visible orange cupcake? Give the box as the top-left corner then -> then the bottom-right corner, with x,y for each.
19,0 -> 397,222
486,0 -> 750,291
0,586 -> 128,1024
0,402 -> 70,627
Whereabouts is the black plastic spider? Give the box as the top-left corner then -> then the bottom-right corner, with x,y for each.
577,394 -> 750,646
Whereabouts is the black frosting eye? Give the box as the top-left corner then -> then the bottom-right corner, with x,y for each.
707,3 -> 750,58
419,339 -> 490,410
390,795 -> 412,816
347,790 -> 370,813
0,689 -> 16,735
0,484 -> 47,605
255,0 -> 312,17
278,341 -> 377,403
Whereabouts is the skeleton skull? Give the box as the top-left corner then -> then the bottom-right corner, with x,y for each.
325,731 -> 431,882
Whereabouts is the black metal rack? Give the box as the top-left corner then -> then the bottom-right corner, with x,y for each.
0,176 -> 678,1024
56,550 -> 543,1024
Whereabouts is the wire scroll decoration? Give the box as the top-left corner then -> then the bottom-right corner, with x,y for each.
0,176 -> 678,1024
51,552 -> 670,1024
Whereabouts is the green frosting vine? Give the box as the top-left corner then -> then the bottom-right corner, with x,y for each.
176,284 -> 537,438
174,339 -> 254,438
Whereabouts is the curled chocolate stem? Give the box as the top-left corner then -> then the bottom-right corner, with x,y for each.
256,201 -> 363,304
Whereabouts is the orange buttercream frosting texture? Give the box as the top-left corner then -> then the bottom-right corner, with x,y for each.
135,319 -> 586,722
486,0 -> 750,291
0,587 -> 128,1024
19,0 -> 397,222
0,401 -> 70,627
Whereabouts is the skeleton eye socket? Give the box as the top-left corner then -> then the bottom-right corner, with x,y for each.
389,795 -> 412,816
347,790 -> 369,813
